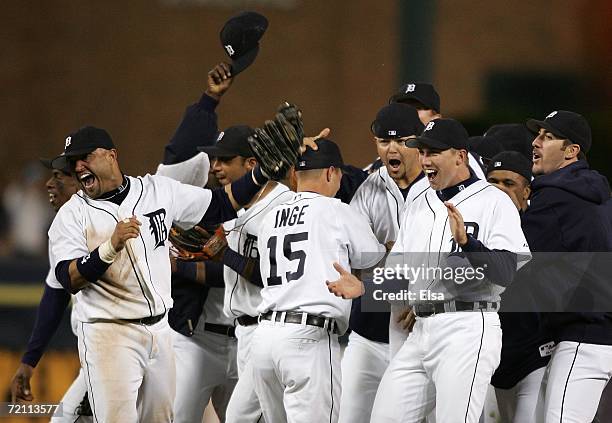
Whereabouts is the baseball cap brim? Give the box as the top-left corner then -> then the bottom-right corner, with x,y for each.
526,119 -> 566,140
388,93 -> 432,110
50,147 -> 100,170
406,136 -> 451,150
197,145 -> 238,158
230,44 -> 259,76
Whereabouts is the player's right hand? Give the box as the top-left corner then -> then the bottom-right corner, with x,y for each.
301,128 -> 330,153
111,216 -> 141,252
206,62 -> 233,100
396,307 -> 416,333
10,363 -> 34,403
326,262 -> 365,299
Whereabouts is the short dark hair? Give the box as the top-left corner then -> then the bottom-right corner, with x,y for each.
562,139 -> 586,161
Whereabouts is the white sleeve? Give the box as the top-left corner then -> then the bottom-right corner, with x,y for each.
167,177 -> 213,229
45,241 -> 63,289
48,202 -> 89,274
339,203 -> 385,269
349,182 -> 374,227
155,152 -> 209,188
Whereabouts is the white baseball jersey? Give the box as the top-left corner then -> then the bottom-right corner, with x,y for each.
350,167 -> 429,244
48,174 -> 212,322
257,192 -> 386,334
389,179 -> 530,304
223,183 -> 294,319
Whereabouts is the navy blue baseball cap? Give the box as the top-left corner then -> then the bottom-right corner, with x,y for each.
487,151 -> 533,182
51,126 -> 115,169
467,135 -> 504,161
526,110 -> 592,154
407,118 -> 469,150
220,11 -> 269,76
370,103 -> 424,139
297,139 -> 344,171
485,123 -> 534,161
389,82 -> 441,112
198,125 -> 255,158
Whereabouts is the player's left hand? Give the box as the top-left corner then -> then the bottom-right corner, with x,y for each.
326,262 -> 364,299
10,363 -> 34,403
301,128 -> 330,153
445,202 -> 468,246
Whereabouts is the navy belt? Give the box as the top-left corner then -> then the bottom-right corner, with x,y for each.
204,323 -> 236,338
123,312 -> 166,325
413,301 -> 498,318
259,311 -> 340,334
236,315 -> 259,327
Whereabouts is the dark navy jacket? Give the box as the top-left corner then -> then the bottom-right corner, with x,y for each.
521,161 -> 612,345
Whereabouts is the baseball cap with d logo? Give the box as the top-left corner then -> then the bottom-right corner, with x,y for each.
406,118 -> 469,150
51,126 -> 115,169
526,110 -> 592,154
220,11 -> 269,76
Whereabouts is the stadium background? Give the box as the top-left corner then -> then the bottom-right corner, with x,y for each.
1,1 -> 611,421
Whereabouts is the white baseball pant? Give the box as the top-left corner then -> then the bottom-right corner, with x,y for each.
535,341 -> 612,423
389,304 -> 410,359
172,328 -> 238,422
494,367 -> 545,422
250,319 -> 341,423
338,331 -> 389,423
51,367 -> 92,423
225,323 -> 265,423
371,311 -> 502,423
77,317 -> 175,423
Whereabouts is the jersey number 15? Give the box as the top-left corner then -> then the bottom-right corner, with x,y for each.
266,232 -> 309,286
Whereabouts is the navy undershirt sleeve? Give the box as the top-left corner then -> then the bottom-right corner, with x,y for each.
222,248 -> 263,287
461,235 -> 517,286
21,285 -> 71,367
205,261 -> 225,288
200,166 -> 267,225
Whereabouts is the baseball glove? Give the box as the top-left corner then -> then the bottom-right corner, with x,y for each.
248,102 -> 304,180
169,225 -> 228,262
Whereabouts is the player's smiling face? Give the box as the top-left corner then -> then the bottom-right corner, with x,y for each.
375,136 -> 419,187
531,129 -> 569,176
72,148 -> 119,198
419,146 -> 469,190
212,156 -> 254,186
46,169 -> 79,211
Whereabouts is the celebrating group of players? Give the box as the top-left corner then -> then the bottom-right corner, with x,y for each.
9,11 -> 612,423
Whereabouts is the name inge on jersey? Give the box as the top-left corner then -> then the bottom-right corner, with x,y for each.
274,204 -> 309,228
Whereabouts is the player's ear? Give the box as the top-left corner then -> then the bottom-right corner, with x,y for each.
245,157 -> 257,170
564,143 -> 580,160
523,184 -> 531,202
108,149 -> 118,163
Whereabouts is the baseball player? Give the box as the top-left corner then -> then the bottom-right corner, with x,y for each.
47,124 -> 280,422
162,62 -> 241,423
338,102 -> 426,423
198,122 -> 296,423
485,151 -> 555,422
250,138 -> 386,423
387,81 -> 485,181
328,119 -> 530,422
520,111 -> 612,422
9,158 -> 92,422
